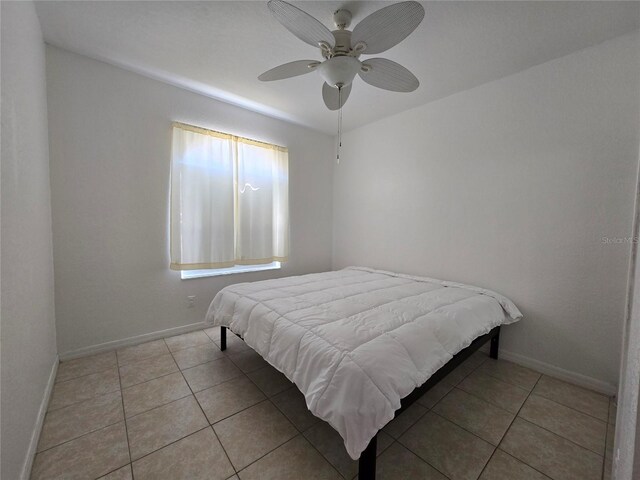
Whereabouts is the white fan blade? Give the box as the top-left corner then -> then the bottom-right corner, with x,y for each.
258,60 -> 319,81
268,0 -> 335,49
359,58 -> 419,92
351,1 -> 425,55
322,83 -> 351,110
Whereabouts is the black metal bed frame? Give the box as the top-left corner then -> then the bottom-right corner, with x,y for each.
219,324 -> 501,480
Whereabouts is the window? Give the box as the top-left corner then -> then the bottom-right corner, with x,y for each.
170,123 -> 289,276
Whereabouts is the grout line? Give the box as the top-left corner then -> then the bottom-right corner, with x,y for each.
120,356 -> 234,404
116,341 -> 173,368
165,338 -> 215,354
119,358 -> 181,389
203,327 -> 222,342
531,374 -> 611,419
35,417 -> 125,456
479,374 -> 599,480
298,430 -> 357,480
430,410 -> 497,447
121,370 -> 180,392
476,355 -> 541,384
519,394 -> 609,454
115,349 -> 135,477
129,425 -> 211,466
443,362 -> 477,388
180,355 -> 238,376
493,450 -> 555,480
455,370 -> 613,453
292,410 -> 367,479
122,382 -> 191,419
415,383 -> 454,409
455,376 -> 536,416
523,389 -> 609,423
605,421 -> 614,457
233,432 -> 338,479
396,436 -> 452,480
452,384 -> 516,412
458,370 -> 529,394
395,352 -> 491,475
169,336 -> 239,476
55,362 -> 118,385
36,388 -> 124,446
429,355 -> 516,412
124,390 -> 193,421
396,360 -> 552,480
207,394 -> 269,427
220,398 -> 297,474
383,403 -> 430,439
514,405 -> 607,457
47,375 -> 120,414
514,416 -> 606,459
476,370 -> 541,391
122,353 -> 223,466
390,353 -> 492,478
475,374 -> 543,479
532,391 -> 610,423
268,397 -> 315,435
452,383 -> 526,415
120,348 -> 190,421
376,432 -> 395,457
118,350 -> 175,366
95,463 -> 132,479
117,351 -> 170,368
602,401 -> 612,480
224,350 -> 270,375
243,364 -> 296,399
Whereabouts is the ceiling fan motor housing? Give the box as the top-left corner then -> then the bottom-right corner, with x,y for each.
330,29 -> 352,56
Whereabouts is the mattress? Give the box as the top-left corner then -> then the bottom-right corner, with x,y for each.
205,267 -> 522,459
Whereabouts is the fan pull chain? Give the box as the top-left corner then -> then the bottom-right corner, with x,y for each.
337,86 -> 342,164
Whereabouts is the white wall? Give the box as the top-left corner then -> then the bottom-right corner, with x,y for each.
45,46 -> 334,356
615,138 -> 640,480
1,2 -> 59,479
333,32 -> 640,390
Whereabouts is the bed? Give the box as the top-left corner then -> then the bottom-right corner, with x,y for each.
205,267 -> 522,479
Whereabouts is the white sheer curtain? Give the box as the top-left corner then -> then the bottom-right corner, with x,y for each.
170,123 -> 289,270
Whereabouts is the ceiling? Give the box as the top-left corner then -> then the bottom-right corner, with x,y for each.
35,1 -> 639,135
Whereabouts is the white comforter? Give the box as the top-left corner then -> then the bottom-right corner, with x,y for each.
205,267 -> 522,459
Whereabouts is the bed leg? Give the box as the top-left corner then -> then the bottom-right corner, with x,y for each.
220,326 -> 227,351
490,327 -> 500,359
358,435 -> 377,480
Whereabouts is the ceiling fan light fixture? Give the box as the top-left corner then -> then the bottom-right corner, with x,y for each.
317,56 -> 361,88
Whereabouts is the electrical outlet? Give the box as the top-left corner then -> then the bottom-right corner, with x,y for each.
187,295 -> 196,308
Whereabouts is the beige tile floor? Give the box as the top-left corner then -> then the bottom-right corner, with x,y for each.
31,328 -> 616,480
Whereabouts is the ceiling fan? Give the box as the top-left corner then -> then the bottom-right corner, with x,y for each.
258,0 -> 425,111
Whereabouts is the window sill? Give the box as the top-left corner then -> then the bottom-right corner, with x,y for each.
180,262 -> 281,279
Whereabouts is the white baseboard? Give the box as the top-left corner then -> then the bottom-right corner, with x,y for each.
21,356 -> 58,480
499,349 -> 617,397
58,321 -> 208,361
57,321 -> 617,396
